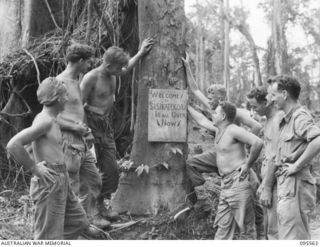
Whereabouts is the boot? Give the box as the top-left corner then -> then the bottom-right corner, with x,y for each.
91,214 -> 111,230
81,224 -> 107,239
97,202 -> 120,221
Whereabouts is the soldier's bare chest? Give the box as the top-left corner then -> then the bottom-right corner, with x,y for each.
64,81 -> 81,104
44,121 -> 63,146
94,77 -> 116,98
216,132 -> 234,152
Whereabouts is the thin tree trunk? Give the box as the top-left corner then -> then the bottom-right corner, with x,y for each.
237,26 -> 262,86
221,4 -> 262,86
272,0 -> 289,75
199,34 -> 205,92
223,0 -> 230,100
273,0 -> 282,74
85,0 -> 93,44
195,27 -> 200,88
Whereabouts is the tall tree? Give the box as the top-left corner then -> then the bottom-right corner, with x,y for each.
223,0 -> 230,100
300,6 -> 320,86
221,5 -> 262,86
186,0 -> 223,91
0,0 -> 138,183
272,0 -> 288,74
111,0 -> 189,215
230,41 -> 254,105
194,0 -> 205,92
0,0 -> 70,173
264,0 -> 289,76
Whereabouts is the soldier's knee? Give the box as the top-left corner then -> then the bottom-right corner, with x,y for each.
185,160 -> 194,176
186,156 -> 196,168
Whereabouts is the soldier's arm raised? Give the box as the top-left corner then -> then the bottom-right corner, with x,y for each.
188,105 -> 217,133
182,54 -> 211,110
236,108 -> 263,135
121,38 -> 154,74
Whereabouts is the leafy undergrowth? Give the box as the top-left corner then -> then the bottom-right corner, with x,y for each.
0,175 -> 220,240
0,195 -> 218,240
2,175 -> 320,240
0,188 -> 33,240
109,206 -> 217,240
109,177 -> 220,240
2,167 -> 320,240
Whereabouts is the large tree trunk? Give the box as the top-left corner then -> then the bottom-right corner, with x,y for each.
0,0 -> 23,60
112,0 -> 188,215
0,0 -> 66,59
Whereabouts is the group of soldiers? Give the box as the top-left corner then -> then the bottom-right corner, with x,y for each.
4,36 -> 320,240
6,38 -> 154,239
183,54 -> 320,240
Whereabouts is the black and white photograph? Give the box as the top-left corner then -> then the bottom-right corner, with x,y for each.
0,0 -> 320,243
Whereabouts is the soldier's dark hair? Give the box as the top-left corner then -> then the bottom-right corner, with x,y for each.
219,101 -> 237,123
247,87 -> 268,104
207,84 -> 227,98
103,46 -> 129,66
267,75 -> 301,100
66,44 -> 94,63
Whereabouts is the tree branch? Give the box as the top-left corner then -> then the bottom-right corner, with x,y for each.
92,0 -> 114,45
44,0 -> 62,31
0,91 -> 32,118
85,0 -> 93,44
63,0 -> 80,42
22,49 -> 40,85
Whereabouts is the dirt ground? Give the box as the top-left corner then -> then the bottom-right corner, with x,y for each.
0,180 -> 219,240
0,187 -> 320,240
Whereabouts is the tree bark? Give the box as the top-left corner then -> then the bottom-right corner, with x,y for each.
111,0 -> 188,215
0,0 -> 70,177
223,0 -> 230,100
195,27 -> 200,89
199,34 -> 205,92
270,0 -> 289,75
0,0 -> 22,59
85,0 -> 93,44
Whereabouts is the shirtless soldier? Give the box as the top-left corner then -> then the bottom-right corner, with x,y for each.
247,87 -> 284,239
56,44 -> 106,228
181,55 -> 262,193
6,77 -> 88,239
182,54 -> 265,238
80,38 -> 154,217
189,102 -> 263,239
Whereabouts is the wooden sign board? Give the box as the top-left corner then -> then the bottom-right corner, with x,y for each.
148,89 -> 188,142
